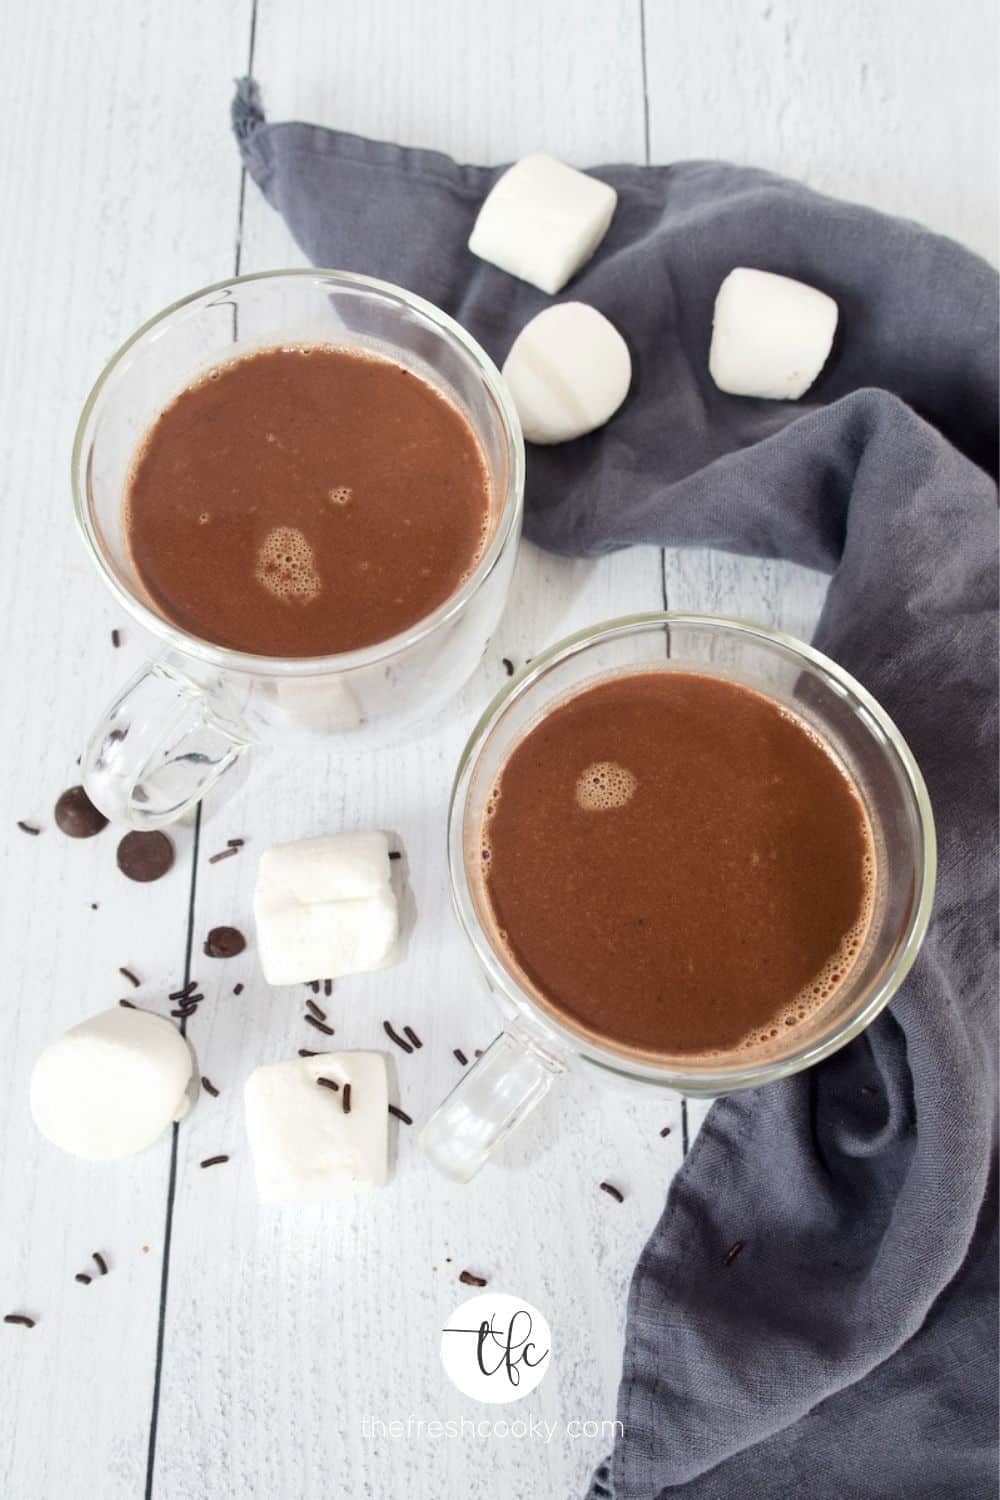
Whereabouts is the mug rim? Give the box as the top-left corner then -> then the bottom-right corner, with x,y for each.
70,267 -> 525,677
448,611 -> 938,1096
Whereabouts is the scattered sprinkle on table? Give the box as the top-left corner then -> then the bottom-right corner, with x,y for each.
208,846 -> 238,865
119,967 -> 141,987
119,999 -> 136,1009
383,1020 -> 413,1054
659,1126 -> 672,1138
4,1313 -> 35,1327
92,1252 -> 109,1276
342,1083 -> 352,1114
201,1077 -> 220,1098
298,1048 -> 318,1058
75,1273 -> 92,1285
502,658 -> 514,676
16,820 -> 40,836
388,850 -> 402,861
111,628 -> 122,648
227,838 -> 244,849
459,1269 -> 487,1287
200,1155 -> 229,1169
388,1104 -> 413,1125
453,1048 -> 468,1066
169,980 -> 198,1000
203,925 -> 246,958
323,978 -> 333,997
474,1049 -> 484,1058
304,1014 -> 335,1037
305,999 -> 327,1022
403,1025 -> 423,1050
599,1181 -> 625,1203
233,982 -> 244,996
316,1076 -> 340,1093
723,1241 -> 745,1266
308,980 -> 320,994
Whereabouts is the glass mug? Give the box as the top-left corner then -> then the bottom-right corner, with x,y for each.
72,270 -> 524,829
419,614 -> 936,1182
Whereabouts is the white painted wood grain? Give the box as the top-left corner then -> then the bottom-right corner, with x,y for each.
644,0 -> 998,266
0,4 -> 249,1498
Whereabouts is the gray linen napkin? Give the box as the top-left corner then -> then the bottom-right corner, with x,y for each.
233,79 -> 998,1499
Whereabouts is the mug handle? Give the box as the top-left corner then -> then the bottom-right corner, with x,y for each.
82,661 -> 251,830
419,1027 -> 565,1182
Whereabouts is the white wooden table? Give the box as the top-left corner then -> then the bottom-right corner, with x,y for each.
0,4 -> 994,1496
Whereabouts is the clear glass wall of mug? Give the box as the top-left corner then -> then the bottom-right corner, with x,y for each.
419,614 -> 936,1182
72,270 -> 524,829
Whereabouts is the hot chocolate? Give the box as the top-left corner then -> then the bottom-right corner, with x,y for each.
125,344 -> 491,657
475,669 -> 875,1062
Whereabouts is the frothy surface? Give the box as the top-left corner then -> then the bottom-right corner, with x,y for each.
125,344 -> 491,656
476,670 -> 876,1064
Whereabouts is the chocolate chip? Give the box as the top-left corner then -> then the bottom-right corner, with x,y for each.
116,830 -> 174,882
203,926 -> 246,959
55,786 -> 108,839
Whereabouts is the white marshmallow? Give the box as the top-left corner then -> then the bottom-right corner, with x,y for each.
244,1051 -> 388,1203
30,1007 -> 195,1161
502,302 -> 632,444
468,153 -> 618,295
709,267 -> 839,400
253,832 -> 399,986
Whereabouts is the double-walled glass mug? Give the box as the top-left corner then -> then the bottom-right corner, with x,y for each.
72,270 -> 524,829
419,614 -> 937,1182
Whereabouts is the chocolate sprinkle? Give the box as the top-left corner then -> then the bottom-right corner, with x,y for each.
119,999 -> 136,1009
599,1181 -> 625,1203
723,1240 -> 745,1267
659,1126 -> 672,1138
203,925 -> 246,959
116,829 -> 174,882
308,980 -> 320,994
55,785 -> 108,839
388,1104 -> 413,1125
383,1020 -> 413,1054
92,1252 -> 109,1276
305,999 -> 327,1022
388,850 -> 402,860
403,1025 -> 423,1050
474,1049 -> 484,1059
75,1273 -> 92,1285
200,1155 -> 229,1169
453,1048 -> 468,1066
297,1048 -> 318,1058
227,838 -> 244,849
304,1014 -> 335,1037
233,983 -> 244,996
17,820 -> 40,835
119,967 -> 141,988
316,1076 -> 340,1092
342,1083 -> 352,1114
459,1269 -> 488,1287
169,980 -> 198,1000
323,978 -> 333,997
502,657 -> 514,676
111,628 -> 122,648
208,846 -> 238,865
201,1077 -> 220,1098
4,1313 -> 35,1327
